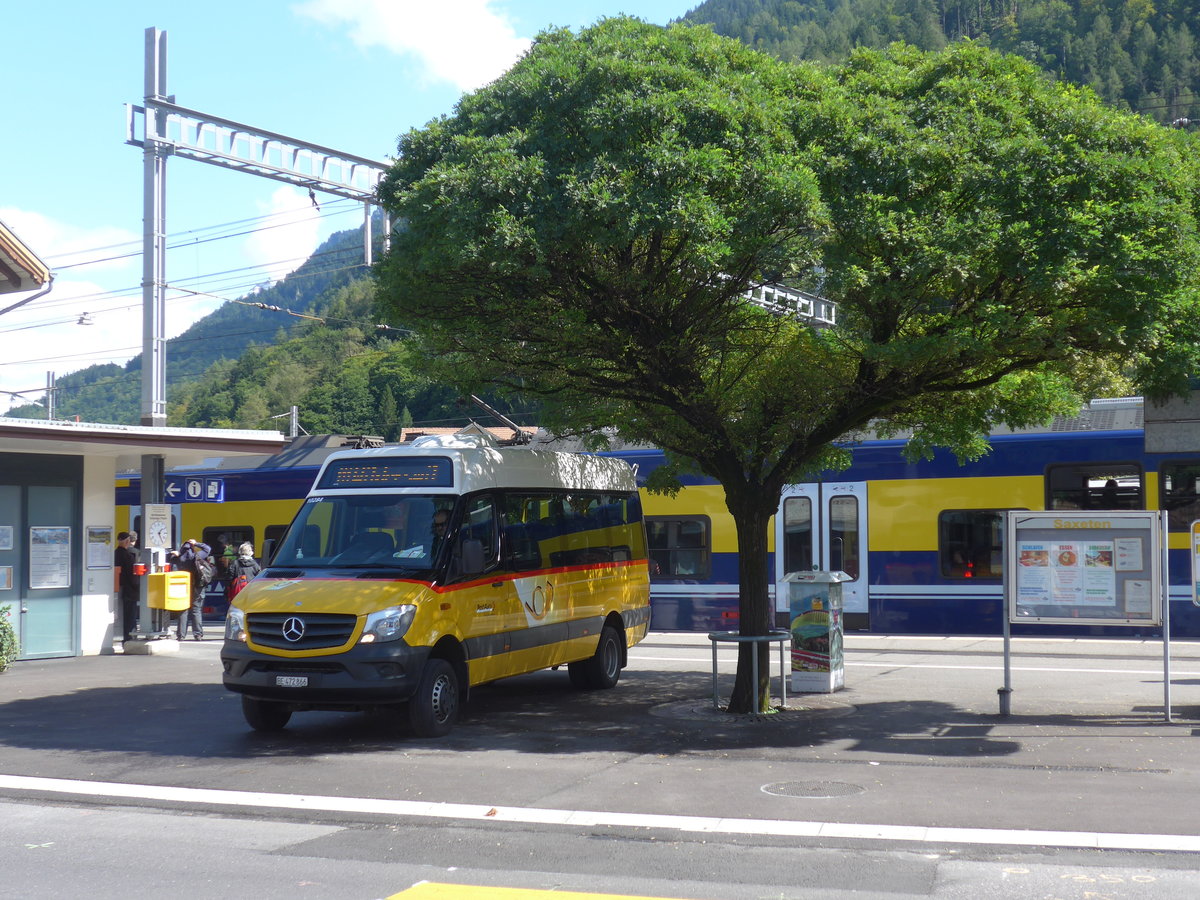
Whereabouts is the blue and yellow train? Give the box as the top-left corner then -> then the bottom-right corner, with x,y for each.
116,398 -> 1200,637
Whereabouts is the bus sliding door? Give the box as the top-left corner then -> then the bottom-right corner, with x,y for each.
775,482 -> 868,628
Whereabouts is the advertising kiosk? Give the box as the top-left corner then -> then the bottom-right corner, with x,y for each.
785,570 -> 848,693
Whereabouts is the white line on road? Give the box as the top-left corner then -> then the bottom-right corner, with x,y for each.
0,773 -> 1197,854
629,654 -> 1188,677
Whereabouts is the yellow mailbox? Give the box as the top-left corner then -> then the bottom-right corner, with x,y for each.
147,571 -> 191,611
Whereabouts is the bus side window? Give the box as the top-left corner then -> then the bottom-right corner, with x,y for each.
452,495 -> 498,578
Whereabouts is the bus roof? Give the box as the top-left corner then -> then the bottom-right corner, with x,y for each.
310,432 -> 637,496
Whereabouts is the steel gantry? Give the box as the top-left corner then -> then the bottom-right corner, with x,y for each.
125,27 -> 390,427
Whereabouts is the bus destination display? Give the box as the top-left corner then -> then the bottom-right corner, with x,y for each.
318,457 -> 454,489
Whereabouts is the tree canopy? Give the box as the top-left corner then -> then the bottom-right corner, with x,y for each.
376,17 -> 1200,711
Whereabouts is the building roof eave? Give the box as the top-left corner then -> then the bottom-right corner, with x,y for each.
0,218 -> 51,294
0,418 -> 287,471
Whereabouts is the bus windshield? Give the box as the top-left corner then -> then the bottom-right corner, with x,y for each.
270,494 -> 454,570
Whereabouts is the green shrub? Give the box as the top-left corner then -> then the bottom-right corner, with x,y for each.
0,604 -> 19,671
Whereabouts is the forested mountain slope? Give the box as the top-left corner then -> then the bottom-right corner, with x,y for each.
682,0 -> 1198,122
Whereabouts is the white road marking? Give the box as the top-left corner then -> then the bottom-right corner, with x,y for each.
629,653 -> 1186,677
0,773 -> 1196,854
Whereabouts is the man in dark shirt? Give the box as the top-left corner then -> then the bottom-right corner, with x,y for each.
114,531 -> 140,641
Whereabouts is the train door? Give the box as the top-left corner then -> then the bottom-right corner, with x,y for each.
775,482 -> 868,622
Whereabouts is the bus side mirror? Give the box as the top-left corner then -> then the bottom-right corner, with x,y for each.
459,538 -> 485,576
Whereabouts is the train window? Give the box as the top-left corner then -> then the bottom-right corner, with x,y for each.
646,516 -> 711,580
781,497 -> 813,575
201,527 -> 255,581
1045,463 -> 1142,511
262,525 -> 288,564
938,510 -> 1009,579
1160,461 -> 1200,532
829,496 -> 860,580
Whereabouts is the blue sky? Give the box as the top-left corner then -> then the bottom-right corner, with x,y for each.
0,0 -> 692,413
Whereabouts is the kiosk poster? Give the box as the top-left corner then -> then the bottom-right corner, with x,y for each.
1006,511 -> 1162,626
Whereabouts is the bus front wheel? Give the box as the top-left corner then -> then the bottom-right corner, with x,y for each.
242,696 -> 292,732
409,658 -> 460,738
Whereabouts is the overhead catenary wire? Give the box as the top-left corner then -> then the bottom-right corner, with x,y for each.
4,239 -> 371,320
2,204 -> 388,407
168,286 -> 411,334
0,252 -> 378,337
8,202 -> 374,327
41,199 -> 360,270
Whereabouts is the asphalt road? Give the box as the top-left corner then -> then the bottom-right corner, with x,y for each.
3,632 -> 1200,899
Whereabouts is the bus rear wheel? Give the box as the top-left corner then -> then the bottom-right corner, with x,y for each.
568,624 -> 622,690
242,696 -> 291,732
409,658 -> 459,738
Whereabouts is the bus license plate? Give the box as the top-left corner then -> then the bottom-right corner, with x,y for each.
276,675 -> 308,687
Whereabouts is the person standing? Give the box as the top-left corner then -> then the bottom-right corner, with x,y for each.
171,539 -> 212,641
114,531 -> 141,641
226,541 -> 261,599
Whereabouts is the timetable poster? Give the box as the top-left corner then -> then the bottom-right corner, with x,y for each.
30,526 -> 71,589
1017,539 -> 1117,608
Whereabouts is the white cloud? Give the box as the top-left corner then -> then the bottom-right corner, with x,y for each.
0,209 -> 146,413
295,0 -> 532,92
243,187 -> 324,287
0,207 -> 139,274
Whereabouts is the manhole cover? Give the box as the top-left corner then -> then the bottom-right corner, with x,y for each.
762,780 -> 866,798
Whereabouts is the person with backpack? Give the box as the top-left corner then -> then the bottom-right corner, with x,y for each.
226,542 -> 261,602
171,539 -> 213,641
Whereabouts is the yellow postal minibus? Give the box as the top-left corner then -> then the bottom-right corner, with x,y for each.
221,432 -> 651,736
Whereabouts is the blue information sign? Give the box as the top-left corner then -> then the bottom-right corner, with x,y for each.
163,476 -> 223,503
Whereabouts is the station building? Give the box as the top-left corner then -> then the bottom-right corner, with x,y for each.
0,418 -> 284,659
2,219 -> 287,659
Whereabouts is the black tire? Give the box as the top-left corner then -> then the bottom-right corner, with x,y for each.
242,695 -> 291,732
409,658 -> 460,737
570,624 -> 623,690
567,660 -> 592,689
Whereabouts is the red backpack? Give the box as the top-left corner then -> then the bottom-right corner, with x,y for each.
228,573 -> 250,599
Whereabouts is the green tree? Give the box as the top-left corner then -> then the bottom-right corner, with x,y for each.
376,19 -> 1200,713
378,385 -> 400,441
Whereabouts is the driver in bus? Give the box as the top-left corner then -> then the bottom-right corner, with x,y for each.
431,509 -> 450,557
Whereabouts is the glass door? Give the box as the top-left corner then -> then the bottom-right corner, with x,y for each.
775,482 -> 867,616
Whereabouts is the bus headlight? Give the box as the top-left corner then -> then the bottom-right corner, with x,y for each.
225,606 -> 246,642
359,605 -> 416,644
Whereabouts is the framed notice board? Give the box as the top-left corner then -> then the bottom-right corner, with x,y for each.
1005,511 -> 1164,626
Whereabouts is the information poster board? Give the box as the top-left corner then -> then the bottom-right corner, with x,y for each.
1191,521 -> 1200,608
1005,511 -> 1164,626
29,526 -> 71,590
86,526 -> 113,570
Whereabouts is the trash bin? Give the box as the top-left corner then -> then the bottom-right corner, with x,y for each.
784,570 -> 848,693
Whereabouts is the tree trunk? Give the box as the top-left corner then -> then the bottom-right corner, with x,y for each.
725,494 -> 775,714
